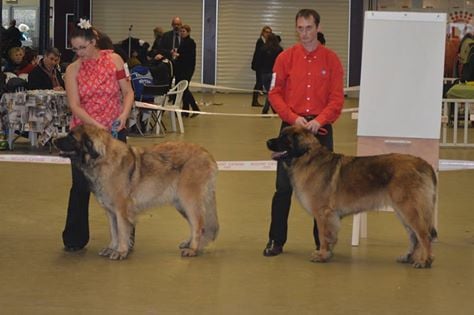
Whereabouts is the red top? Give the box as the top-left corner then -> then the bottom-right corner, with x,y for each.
16,63 -> 36,75
70,50 -> 122,130
268,43 -> 344,126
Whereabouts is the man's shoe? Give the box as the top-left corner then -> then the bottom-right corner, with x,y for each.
263,241 -> 283,257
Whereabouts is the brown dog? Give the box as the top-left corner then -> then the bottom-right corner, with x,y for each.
54,125 -> 219,260
267,126 -> 437,268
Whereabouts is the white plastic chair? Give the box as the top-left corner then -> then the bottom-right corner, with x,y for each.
161,80 -> 188,134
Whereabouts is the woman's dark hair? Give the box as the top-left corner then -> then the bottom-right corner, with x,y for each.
69,20 -> 97,42
317,32 -> 326,45
23,47 -> 39,64
181,24 -> 191,33
96,32 -> 114,50
265,33 -> 281,50
69,19 -> 112,50
295,9 -> 321,26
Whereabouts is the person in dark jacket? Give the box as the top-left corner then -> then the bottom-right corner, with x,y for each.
250,25 -> 273,107
3,20 -> 22,53
151,26 -> 164,51
28,47 -> 64,90
154,16 -> 182,61
255,33 -> 283,114
173,24 -> 200,117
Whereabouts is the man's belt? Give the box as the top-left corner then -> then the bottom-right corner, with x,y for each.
303,115 -> 317,122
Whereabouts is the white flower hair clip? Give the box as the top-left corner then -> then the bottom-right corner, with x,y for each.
77,18 -> 92,30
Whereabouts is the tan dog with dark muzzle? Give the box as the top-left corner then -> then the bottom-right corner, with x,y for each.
267,126 -> 437,268
54,124 -> 219,260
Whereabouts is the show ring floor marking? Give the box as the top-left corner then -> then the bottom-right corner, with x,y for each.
0,154 -> 473,172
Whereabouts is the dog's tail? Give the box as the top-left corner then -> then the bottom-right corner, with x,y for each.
425,165 -> 438,242
430,227 -> 438,241
201,176 -> 219,248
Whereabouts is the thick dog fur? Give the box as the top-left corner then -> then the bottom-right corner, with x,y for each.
54,125 -> 219,260
267,126 -> 437,268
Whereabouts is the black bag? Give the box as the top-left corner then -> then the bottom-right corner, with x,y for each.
6,77 -> 27,92
148,59 -> 173,87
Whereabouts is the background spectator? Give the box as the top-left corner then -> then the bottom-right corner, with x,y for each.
174,24 -> 200,117
28,47 -> 64,90
250,25 -> 273,107
255,33 -> 283,114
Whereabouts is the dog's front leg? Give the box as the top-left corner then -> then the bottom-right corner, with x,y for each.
99,209 -> 119,258
109,211 -> 134,260
311,208 -> 339,263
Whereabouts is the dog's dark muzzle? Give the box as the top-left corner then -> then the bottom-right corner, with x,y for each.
53,134 -> 78,158
266,138 -> 279,151
267,137 -> 289,161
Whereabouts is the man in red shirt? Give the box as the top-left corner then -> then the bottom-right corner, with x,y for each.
263,8 -> 344,257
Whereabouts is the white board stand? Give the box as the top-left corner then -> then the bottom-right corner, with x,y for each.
352,11 -> 446,246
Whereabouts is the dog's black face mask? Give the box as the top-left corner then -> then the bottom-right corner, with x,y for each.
267,128 -> 309,161
53,131 -> 100,164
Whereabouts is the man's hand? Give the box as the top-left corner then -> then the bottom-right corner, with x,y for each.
305,119 -> 321,134
294,116 -> 321,134
294,116 -> 308,128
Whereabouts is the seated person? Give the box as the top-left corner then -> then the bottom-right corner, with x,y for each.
16,47 -> 39,75
28,47 -> 64,90
3,47 -> 37,78
3,47 -> 25,73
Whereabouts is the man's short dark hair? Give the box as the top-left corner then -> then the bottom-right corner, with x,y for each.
295,9 -> 321,26
45,47 -> 61,57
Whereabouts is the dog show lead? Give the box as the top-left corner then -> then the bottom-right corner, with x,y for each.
62,18 -> 134,252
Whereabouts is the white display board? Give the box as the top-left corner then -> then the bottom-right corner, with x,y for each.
357,11 -> 446,139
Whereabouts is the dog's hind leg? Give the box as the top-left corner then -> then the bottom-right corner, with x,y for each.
175,204 -> 192,250
180,210 -> 203,257
395,206 -> 434,268
176,188 -> 218,253
176,200 -> 203,257
410,226 -> 434,268
394,211 -> 418,264
410,230 -> 433,268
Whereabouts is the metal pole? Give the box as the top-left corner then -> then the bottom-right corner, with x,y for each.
128,24 -> 133,59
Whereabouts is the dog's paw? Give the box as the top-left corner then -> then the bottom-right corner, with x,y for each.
98,247 -> 115,257
179,240 -> 191,249
180,248 -> 197,257
412,256 -> 434,269
99,247 -> 128,260
310,250 -> 332,263
412,261 -> 431,268
108,250 -> 129,260
396,253 -> 414,264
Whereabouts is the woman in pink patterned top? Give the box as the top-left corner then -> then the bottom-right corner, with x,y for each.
62,19 -> 134,252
